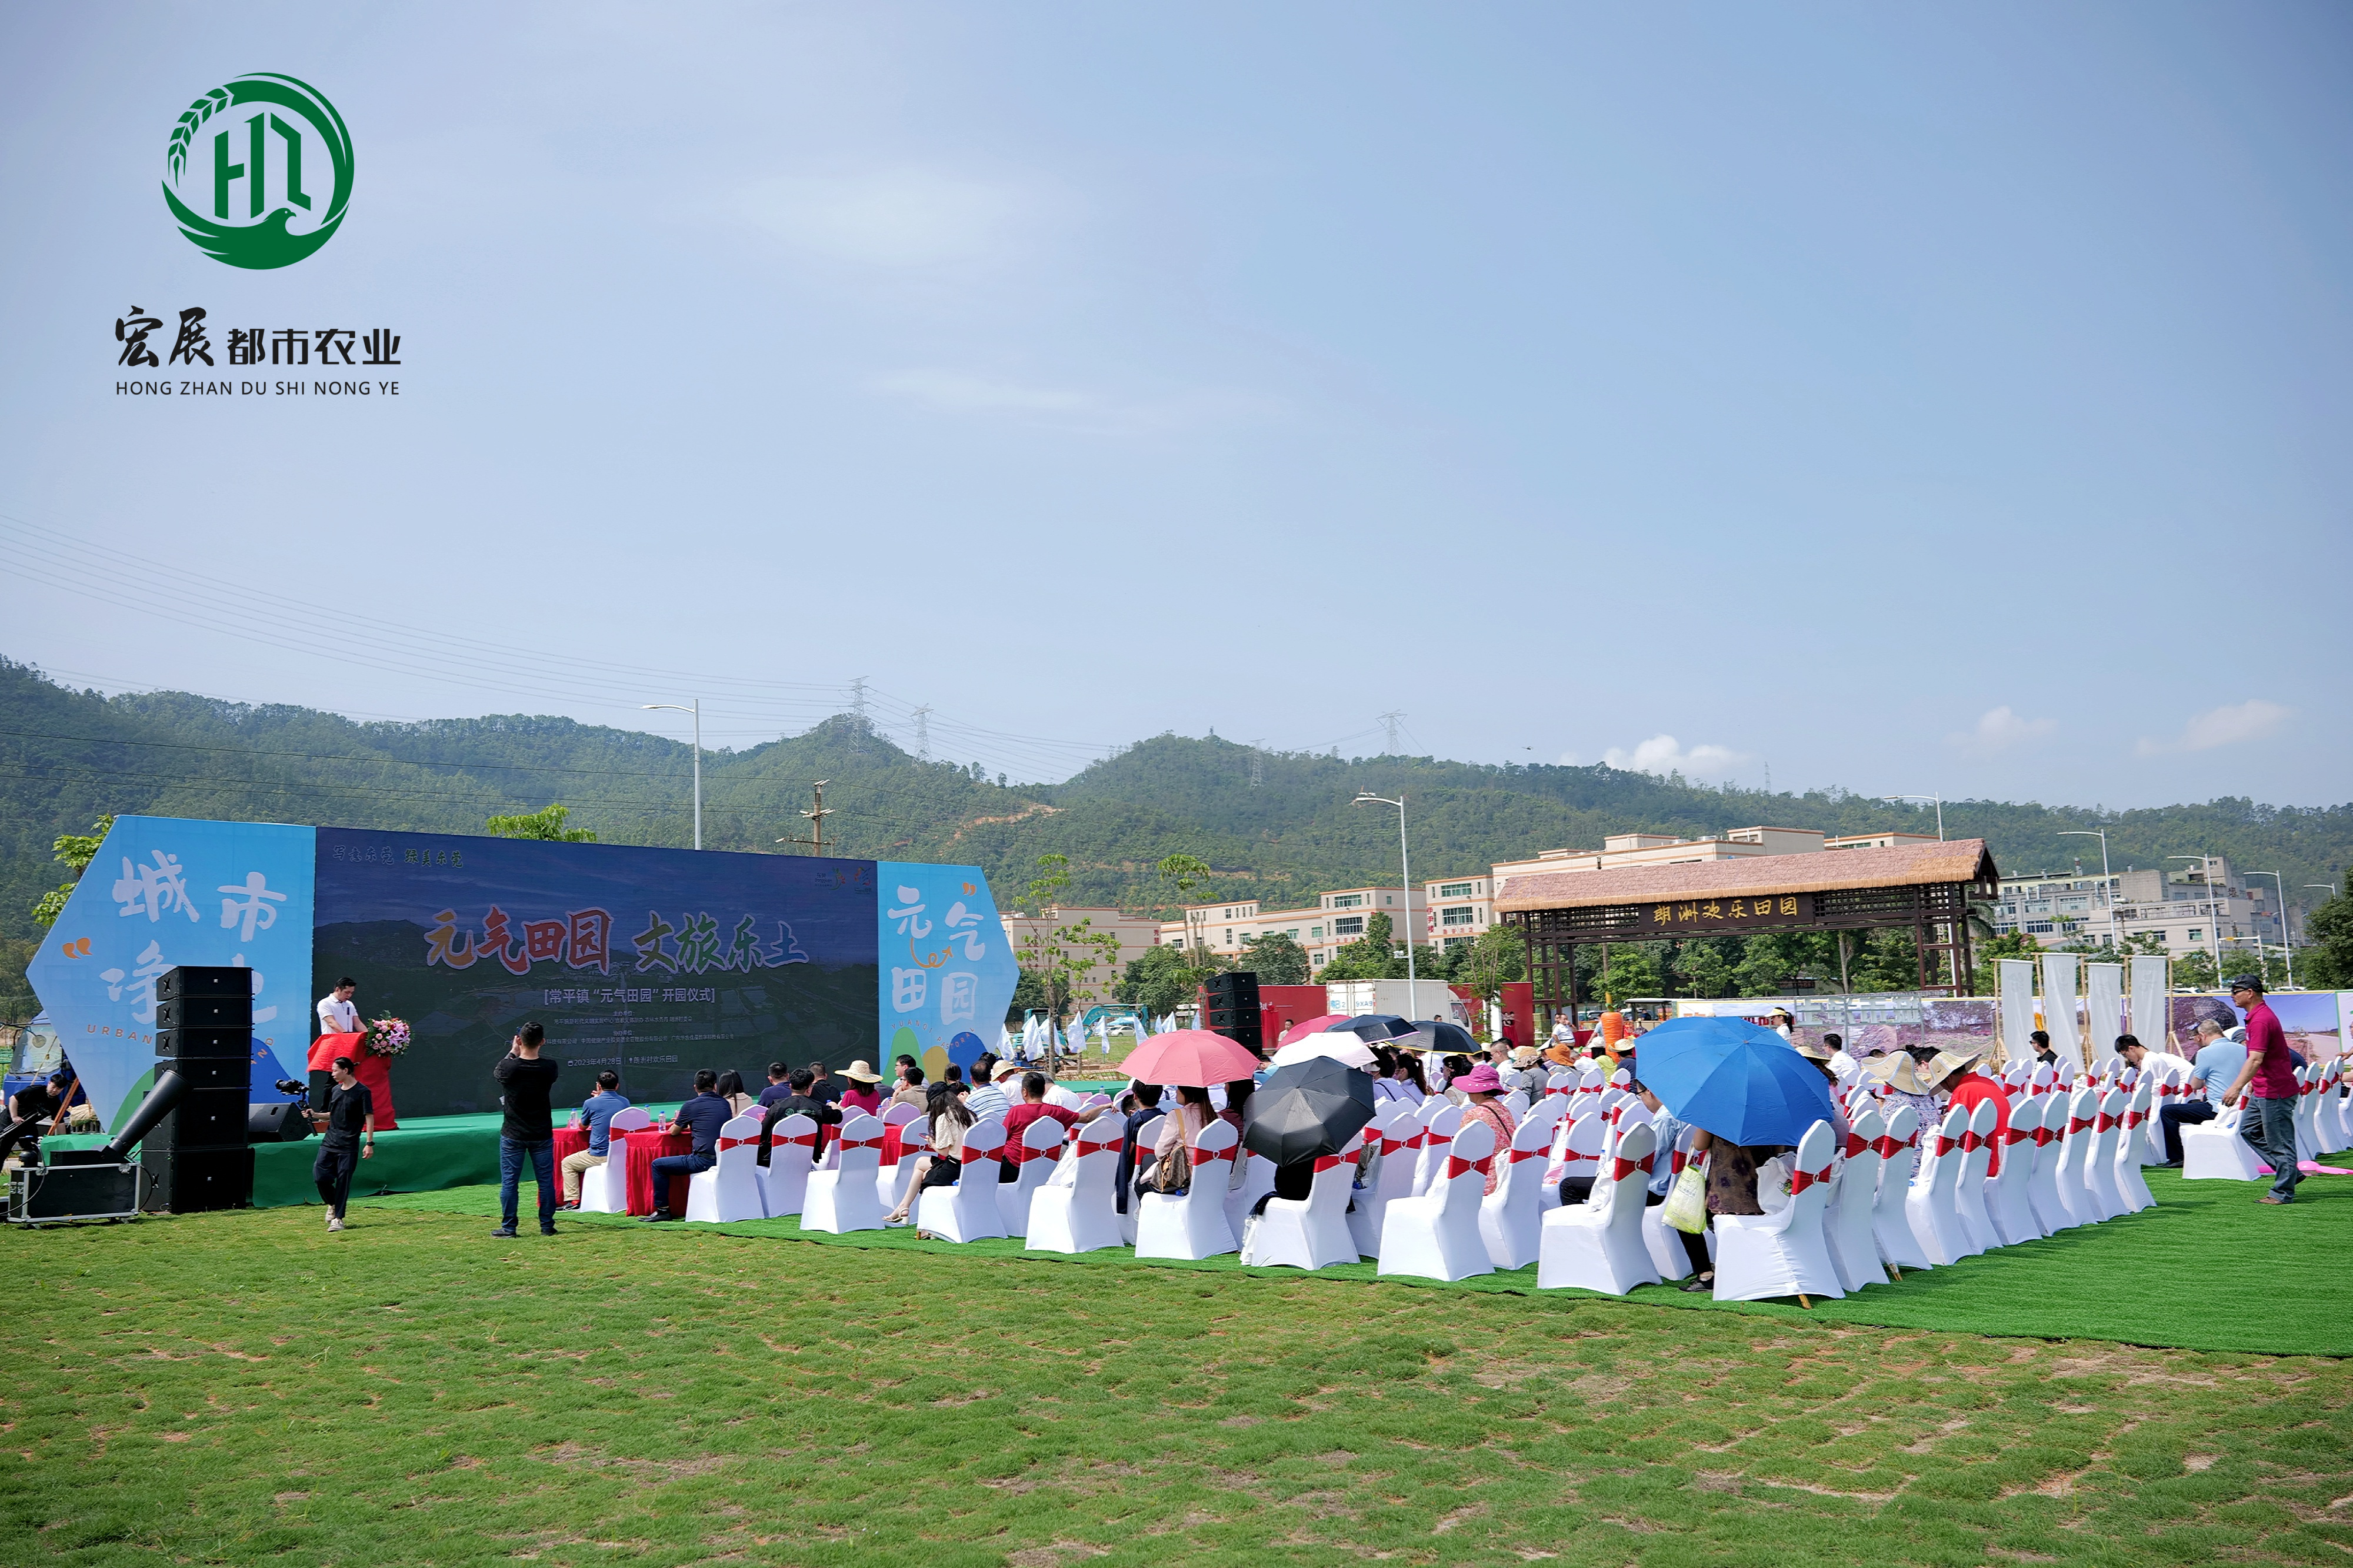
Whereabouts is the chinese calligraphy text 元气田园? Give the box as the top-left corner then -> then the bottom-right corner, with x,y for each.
422,906 -> 811,978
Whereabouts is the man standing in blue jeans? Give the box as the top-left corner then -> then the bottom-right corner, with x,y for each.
644,1069 -> 731,1221
493,1022 -> 563,1237
2218,975 -> 2302,1204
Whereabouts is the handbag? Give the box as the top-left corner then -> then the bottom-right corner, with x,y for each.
1662,1153 -> 1709,1234
1151,1140 -> 1192,1194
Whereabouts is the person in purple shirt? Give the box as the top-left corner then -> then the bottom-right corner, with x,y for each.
643,1070 -> 732,1221
2218,975 -> 2301,1203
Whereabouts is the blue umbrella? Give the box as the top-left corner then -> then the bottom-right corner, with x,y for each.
1629,1017 -> 1837,1149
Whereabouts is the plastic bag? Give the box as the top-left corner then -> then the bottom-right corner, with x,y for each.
1757,1153 -> 1797,1213
1662,1156 -> 1709,1234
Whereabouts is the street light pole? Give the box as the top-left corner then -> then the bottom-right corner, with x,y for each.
1882,793 -> 1944,840
1355,791 -> 1417,1022
2167,855 -> 2222,975
642,699 -> 702,850
2252,872 -> 2294,990
2057,830 -> 2118,952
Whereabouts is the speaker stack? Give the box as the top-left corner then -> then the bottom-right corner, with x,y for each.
145,966 -> 255,1212
1203,970 -> 1264,1059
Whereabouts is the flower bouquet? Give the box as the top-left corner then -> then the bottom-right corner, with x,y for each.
365,1017 -> 412,1058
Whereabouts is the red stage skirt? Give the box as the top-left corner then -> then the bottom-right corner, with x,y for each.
305,1032 -> 398,1130
624,1127 -> 696,1215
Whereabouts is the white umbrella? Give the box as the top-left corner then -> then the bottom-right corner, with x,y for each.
1269,1032 -> 1379,1069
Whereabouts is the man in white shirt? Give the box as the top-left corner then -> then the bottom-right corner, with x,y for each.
1821,1032 -> 1859,1079
316,977 -> 363,1037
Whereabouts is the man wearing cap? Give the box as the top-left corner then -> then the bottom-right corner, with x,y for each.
1927,1046 -> 2011,1174
2217,975 -> 2301,1203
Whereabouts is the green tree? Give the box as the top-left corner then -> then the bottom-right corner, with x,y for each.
2173,947 -> 2219,993
1847,929 -> 1922,992
1238,931 -> 1311,985
1975,930 -> 2040,968
1117,943 -> 1224,1017
2302,872 -> 2353,989
1453,922 -> 1527,1012
1672,939 -> 1739,999
31,815 -> 115,928
1595,943 -> 1664,1002
1005,967 -> 1049,1025
1319,910 -> 1405,981
1026,853 -> 1072,913
485,803 -> 595,842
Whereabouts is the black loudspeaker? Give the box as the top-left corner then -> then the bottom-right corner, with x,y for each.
248,1102 -> 314,1142
155,996 -> 254,1032
1202,971 -> 1263,1056
139,1146 -> 254,1213
167,1055 -> 252,1091
157,965 -> 253,1001
158,1027 -> 253,1060
155,1088 -> 250,1148
1206,971 -> 1261,1008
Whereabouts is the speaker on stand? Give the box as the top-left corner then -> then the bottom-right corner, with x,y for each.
1203,970 -> 1264,1060
143,966 -> 256,1213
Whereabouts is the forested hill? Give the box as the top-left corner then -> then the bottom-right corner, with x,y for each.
6,659 -> 2351,953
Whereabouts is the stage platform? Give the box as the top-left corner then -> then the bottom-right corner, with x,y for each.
41,1108 -> 675,1209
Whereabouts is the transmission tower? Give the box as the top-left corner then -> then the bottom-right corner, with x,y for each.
913,704 -> 932,762
1378,710 -> 1405,754
848,676 -> 868,755
1249,740 -> 1265,788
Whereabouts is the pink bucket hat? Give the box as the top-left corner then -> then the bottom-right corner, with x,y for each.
1456,1063 -> 1504,1095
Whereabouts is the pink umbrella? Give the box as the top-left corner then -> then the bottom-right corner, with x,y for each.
1121,1029 -> 1263,1087
1277,1013 -> 1349,1047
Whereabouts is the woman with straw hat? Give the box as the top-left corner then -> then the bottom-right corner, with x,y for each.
1863,1052 -> 1941,1138
837,1060 -> 885,1116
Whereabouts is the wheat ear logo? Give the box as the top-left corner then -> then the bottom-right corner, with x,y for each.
162,73 -> 353,269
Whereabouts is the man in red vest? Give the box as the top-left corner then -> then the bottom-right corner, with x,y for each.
1927,1045 -> 2011,1175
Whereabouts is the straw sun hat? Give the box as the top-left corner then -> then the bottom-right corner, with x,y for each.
1922,1045 -> 1989,1085
1862,1053 -> 1933,1096
840,1060 -> 883,1083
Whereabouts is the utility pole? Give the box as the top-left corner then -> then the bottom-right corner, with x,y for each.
1378,710 -> 1404,755
776,779 -> 834,855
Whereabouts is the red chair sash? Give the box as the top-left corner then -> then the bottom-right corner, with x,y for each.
1192,1143 -> 1235,1166
2032,1125 -> 2057,1147
2067,1116 -> 2093,1135
837,1135 -> 883,1153
1608,1152 -> 1653,1182
1559,1146 -> 1598,1165
715,1135 -> 758,1153
771,1132 -> 818,1149
1508,1145 -> 1545,1163
1933,1135 -> 1959,1157
2004,1125 -> 2031,1145
1442,1154 -> 1488,1180
1842,1130 -> 1868,1159
2094,1113 -> 2117,1133
1669,1150 -> 1691,1175
1788,1163 -> 1829,1195
1959,1131 -> 1984,1153
1312,1153 -> 1345,1173
1870,1135 -> 1904,1159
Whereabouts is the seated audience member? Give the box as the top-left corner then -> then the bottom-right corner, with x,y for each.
559,1070 -> 631,1207
1498,1045 -> 1545,1097
995,1069 -> 1112,1182
1437,1052 -> 1475,1099
643,1070 -> 731,1221
884,1081 -> 974,1227
1634,1079 -> 1688,1208
1819,1032 -> 1858,1077
2115,1033 -> 2191,1079
2158,1017 -> 2238,1167
889,1063 -> 928,1110
716,1070 -> 756,1118
758,1067 -> 842,1165
1219,1076 -> 1254,1133
1374,1047 -> 1428,1107
965,1061 -> 1018,1122
1148,1085 -> 1219,1197
1115,1083 -> 1166,1215
1863,1052 -> 1942,1143
1925,1046 -> 2010,1173
1451,1065 -> 1517,1196
2029,1030 -> 2058,1068
836,1060 -> 885,1115
756,1063 -> 795,1110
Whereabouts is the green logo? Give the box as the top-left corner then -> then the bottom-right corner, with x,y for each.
162,73 -> 352,269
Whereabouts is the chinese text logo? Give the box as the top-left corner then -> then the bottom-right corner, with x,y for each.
162,73 -> 353,269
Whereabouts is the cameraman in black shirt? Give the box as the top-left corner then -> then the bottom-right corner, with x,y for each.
492,1021 -> 562,1238
308,1055 -> 375,1232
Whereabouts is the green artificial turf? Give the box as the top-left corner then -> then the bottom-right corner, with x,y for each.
5,1202 -> 2350,1568
367,1167 -> 2351,1358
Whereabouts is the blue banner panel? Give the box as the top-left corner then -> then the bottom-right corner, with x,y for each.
312,830 -> 881,1117
25,816 -> 316,1130
878,861 -> 1021,1083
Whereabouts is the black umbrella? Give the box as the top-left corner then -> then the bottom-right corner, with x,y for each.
1338,1013 -> 1423,1042
1417,1019 -> 1478,1056
1241,1055 -> 1379,1166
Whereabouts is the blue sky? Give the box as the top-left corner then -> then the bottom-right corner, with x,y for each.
1,3 -> 2346,808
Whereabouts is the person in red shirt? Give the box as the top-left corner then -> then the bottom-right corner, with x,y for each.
2219,975 -> 2301,1203
996,1071 -> 1110,1184
1926,1046 -> 2011,1175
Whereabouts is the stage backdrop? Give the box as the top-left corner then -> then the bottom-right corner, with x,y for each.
28,816 -> 1015,1128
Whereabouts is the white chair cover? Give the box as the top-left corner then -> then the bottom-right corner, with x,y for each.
685,1113 -> 768,1223
2048,1086 -> 2106,1226
755,1112 -> 819,1218
879,1100 -> 920,1127
1410,1103 -> 1464,1197
1870,1106 -> 1934,1271
1714,1121 -> 1846,1302
1478,1109 -> 1552,1270
1545,1112 -> 1605,1212
1824,1107 -> 1887,1292
916,1117 -> 1010,1242
803,1113 -> 886,1233
1987,1092 -> 2046,1244
2114,1077 -> 2158,1213
1905,1106 -> 1975,1266
2182,1100 -> 2267,1181
1953,1100 -> 2003,1255
2292,1066 -> 2323,1167
1537,1120 -> 1659,1295
1025,1114 -> 1125,1254
879,1123 -> 930,1210
996,1115 -> 1070,1237
1245,1130 -> 1364,1269
1135,1117 -> 1239,1260
1348,1106 -> 1419,1259
1377,1118 -> 1497,1282
2081,1087 -> 2129,1221
1223,1150 -> 1279,1243
577,1106 -> 651,1214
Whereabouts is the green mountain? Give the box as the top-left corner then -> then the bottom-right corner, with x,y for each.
6,658 -> 2349,1016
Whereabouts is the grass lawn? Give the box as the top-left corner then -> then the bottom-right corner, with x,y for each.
4,1195 -> 2349,1566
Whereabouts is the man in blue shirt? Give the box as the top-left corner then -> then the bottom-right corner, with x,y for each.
756,1062 -> 795,1110
644,1069 -> 731,1221
1114,1083 -> 1166,1215
559,1070 -> 632,1208
2156,1017 -> 2241,1167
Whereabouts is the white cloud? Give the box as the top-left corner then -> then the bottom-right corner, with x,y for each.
869,369 -> 1096,415
1949,705 -> 2057,755
2135,699 -> 2292,756
1591,734 -> 1748,780
735,168 -> 1030,269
